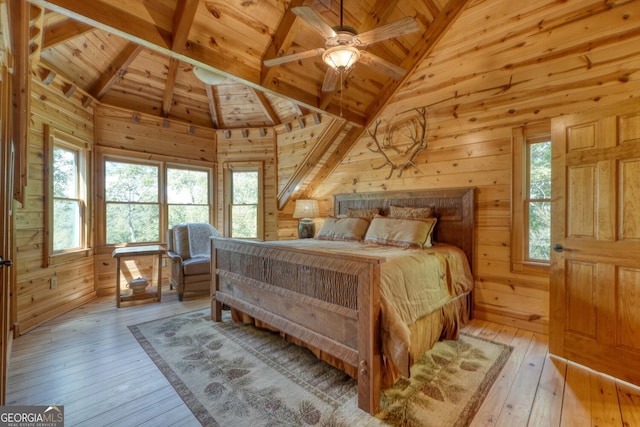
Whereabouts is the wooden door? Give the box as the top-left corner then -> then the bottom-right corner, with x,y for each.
550,98 -> 640,386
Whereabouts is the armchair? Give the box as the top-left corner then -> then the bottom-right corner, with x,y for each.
166,223 -> 220,301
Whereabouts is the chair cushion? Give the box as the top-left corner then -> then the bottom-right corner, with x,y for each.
182,256 -> 211,275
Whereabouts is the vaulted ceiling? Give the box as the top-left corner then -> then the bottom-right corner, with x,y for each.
18,0 -> 468,130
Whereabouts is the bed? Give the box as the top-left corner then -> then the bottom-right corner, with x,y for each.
210,187 -> 475,415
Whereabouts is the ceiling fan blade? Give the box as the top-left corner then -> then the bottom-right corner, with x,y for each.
358,51 -> 407,80
264,48 -> 325,67
354,17 -> 420,47
292,6 -> 337,39
322,69 -> 338,92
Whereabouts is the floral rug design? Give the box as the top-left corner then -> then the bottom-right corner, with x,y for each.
129,309 -> 511,426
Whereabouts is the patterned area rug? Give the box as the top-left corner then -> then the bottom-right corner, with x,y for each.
129,310 -> 511,426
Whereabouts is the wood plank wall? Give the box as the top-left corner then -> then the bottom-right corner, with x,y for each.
215,127 -> 278,241
93,104 -> 217,297
14,69 -> 96,335
311,0 -> 640,335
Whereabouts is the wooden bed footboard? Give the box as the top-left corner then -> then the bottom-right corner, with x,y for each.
210,237 -> 385,414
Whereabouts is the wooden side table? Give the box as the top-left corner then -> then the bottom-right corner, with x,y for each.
112,244 -> 166,307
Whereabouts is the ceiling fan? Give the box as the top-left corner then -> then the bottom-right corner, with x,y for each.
264,1 -> 421,92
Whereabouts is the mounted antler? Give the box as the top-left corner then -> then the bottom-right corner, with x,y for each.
366,107 -> 429,179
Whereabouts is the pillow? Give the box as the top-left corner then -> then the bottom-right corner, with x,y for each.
364,217 -> 437,248
316,217 -> 370,241
389,205 -> 435,219
346,208 -> 380,220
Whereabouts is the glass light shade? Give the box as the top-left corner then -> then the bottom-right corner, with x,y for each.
293,199 -> 319,219
322,46 -> 360,71
192,66 -> 227,85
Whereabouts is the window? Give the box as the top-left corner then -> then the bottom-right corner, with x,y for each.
99,153 -> 213,246
167,165 -> 211,226
45,126 -> 91,265
104,160 -> 160,244
511,121 -> 551,274
224,162 -> 263,239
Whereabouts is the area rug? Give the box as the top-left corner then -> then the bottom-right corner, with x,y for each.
129,310 -> 511,426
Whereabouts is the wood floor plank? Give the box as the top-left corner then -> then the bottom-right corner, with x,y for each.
527,355 -> 567,427
7,291 -> 640,426
495,333 -> 548,427
618,381 -> 640,427
560,363 -> 592,427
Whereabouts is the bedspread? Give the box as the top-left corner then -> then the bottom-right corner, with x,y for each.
263,239 -> 474,375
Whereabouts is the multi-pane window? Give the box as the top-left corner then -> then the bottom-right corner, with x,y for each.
104,160 -> 160,244
230,170 -> 258,238
511,121 -> 551,274
225,162 -> 263,240
526,138 -> 551,261
52,145 -> 83,251
167,166 -> 210,226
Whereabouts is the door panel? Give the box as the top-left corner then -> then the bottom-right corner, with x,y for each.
551,98 -> 640,387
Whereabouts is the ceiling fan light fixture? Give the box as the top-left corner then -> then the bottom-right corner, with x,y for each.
322,46 -> 360,72
193,66 -> 227,85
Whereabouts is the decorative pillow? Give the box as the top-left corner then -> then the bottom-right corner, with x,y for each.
316,217 -> 370,241
346,208 -> 380,220
364,217 -> 437,248
389,205 -> 435,219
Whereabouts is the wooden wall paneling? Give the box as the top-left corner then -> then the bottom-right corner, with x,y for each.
12,72 -> 96,336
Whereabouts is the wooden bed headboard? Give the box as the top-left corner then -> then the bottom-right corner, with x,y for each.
333,187 -> 476,271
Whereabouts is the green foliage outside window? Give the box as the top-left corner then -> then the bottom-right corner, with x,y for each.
53,146 -> 81,251
231,171 -> 258,238
528,140 -> 551,261
167,167 -> 210,226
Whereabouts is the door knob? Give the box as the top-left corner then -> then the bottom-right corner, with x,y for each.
553,244 -> 564,253
0,256 -> 12,267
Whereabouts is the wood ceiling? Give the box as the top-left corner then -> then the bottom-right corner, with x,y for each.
20,0 -> 468,130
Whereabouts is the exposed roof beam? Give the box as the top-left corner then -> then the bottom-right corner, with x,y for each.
161,0 -> 199,116
261,0 -> 310,88
29,3 -> 44,61
90,42 -> 142,99
251,89 -> 280,125
42,18 -> 93,50
365,0 -> 471,121
162,58 -> 179,116
205,84 -> 220,128
303,124 -> 363,198
31,0 -> 358,127
278,118 -> 347,209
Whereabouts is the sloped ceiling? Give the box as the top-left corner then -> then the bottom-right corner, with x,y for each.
25,0 -> 468,129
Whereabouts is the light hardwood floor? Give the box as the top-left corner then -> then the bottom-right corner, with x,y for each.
7,287 -> 640,426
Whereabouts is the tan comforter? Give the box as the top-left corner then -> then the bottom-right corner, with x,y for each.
261,240 -> 474,376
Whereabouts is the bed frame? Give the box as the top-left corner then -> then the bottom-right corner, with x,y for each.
210,187 -> 475,414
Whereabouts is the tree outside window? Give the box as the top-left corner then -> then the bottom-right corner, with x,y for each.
104,160 -> 160,244
53,145 -> 82,251
527,139 -> 551,261
224,162 -> 263,240
167,166 -> 211,226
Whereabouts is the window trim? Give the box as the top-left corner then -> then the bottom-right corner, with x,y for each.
95,147 -> 214,248
223,161 -> 264,240
44,125 -> 92,266
511,121 -> 551,275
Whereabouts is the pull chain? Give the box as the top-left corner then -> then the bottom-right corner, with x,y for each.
339,71 -> 344,117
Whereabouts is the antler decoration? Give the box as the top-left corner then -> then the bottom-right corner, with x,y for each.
366,107 -> 429,179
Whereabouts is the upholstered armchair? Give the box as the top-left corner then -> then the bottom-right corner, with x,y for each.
166,223 -> 220,301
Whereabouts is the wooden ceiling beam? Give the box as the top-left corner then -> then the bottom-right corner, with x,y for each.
278,118 -> 347,209
29,3 -> 45,61
90,42 -> 142,99
251,89 -> 280,125
302,124 -> 363,199
161,0 -> 199,117
31,0 -> 362,128
205,84 -> 221,128
42,18 -> 93,50
364,0 -> 471,122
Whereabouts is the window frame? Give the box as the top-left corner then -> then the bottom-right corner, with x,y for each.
223,161 -> 264,240
95,147 -> 214,247
166,162 -> 214,227
511,121 -> 551,275
44,125 -> 92,266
